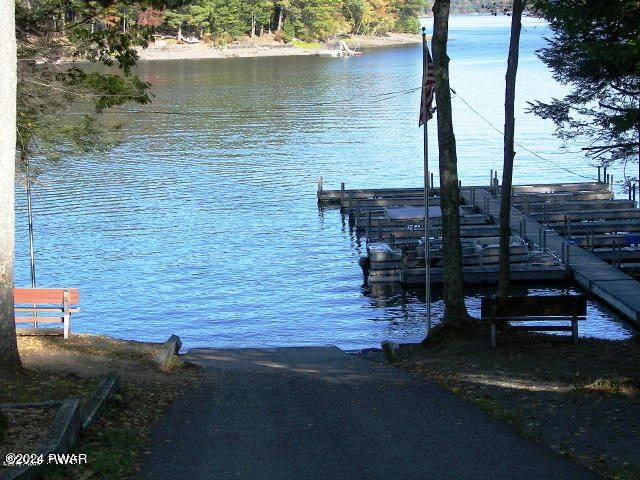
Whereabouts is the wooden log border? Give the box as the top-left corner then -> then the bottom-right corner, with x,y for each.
1,371 -> 122,480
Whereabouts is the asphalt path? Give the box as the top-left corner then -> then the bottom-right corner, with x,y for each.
138,346 -> 599,479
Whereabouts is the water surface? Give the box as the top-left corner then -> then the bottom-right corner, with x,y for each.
15,15 -> 635,349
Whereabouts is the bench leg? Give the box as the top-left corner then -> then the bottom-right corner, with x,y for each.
63,289 -> 71,340
490,322 -> 496,348
572,318 -> 578,344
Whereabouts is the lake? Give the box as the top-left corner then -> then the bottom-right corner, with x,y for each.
14,15 -> 635,349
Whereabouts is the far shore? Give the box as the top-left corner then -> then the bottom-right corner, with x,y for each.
136,33 -> 422,61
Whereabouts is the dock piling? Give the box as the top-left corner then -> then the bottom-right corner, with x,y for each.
318,176 -> 324,193
598,166 -> 601,183
340,182 -> 345,209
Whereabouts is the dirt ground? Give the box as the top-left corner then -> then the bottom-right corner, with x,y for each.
0,334 -> 202,479
357,331 -> 640,480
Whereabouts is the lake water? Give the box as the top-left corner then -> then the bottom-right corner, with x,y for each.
14,15 -> 635,349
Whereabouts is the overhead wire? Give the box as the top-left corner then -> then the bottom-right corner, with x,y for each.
449,87 -> 597,181
49,71 -> 595,182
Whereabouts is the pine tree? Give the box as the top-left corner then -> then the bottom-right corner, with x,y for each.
529,0 -> 640,176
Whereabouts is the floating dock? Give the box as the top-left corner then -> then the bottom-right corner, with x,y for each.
318,178 -> 640,328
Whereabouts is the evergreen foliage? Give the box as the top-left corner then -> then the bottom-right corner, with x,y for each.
529,0 -> 640,171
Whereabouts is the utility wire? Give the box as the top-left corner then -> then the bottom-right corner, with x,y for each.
450,88 -> 597,181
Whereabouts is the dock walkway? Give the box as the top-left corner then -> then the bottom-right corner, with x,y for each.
463,188 -> 640,328
137,347 -> 598,480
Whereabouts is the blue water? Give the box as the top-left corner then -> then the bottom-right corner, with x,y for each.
14,15 -> 635,349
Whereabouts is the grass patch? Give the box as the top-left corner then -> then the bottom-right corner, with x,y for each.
0,371 -> 99,403
7,333 -> 203,479
292,40 -> 323,49
41,363 -> 202,479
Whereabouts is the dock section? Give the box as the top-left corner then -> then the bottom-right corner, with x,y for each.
464,186 -> 640,328
319,179 -> 640,328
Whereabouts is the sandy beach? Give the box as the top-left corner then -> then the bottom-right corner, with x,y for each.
136,33 -> 421,61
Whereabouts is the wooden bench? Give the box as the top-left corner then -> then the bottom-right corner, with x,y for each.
481,295 -> 587,348
14,288 -> 80,339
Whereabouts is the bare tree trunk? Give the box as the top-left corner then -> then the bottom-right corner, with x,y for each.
277,7 -> 283,31
432,0 -> 471,326
497,0 -> 526,297
251,14 -> 256,39
0,0 -> 22,375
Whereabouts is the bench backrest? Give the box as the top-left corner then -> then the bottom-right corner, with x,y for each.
13,288 -> 80,305
481,295 -> 587,320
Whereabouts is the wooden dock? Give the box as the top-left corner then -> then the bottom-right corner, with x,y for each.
463,186 -> 640,328
318,179 -> 640,328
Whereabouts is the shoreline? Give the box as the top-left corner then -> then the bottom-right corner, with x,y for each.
136,33 -> 421,62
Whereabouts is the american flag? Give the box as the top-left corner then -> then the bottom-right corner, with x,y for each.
419,42 -> 435,126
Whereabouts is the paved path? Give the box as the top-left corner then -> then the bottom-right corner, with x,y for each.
138,347 -> 599,479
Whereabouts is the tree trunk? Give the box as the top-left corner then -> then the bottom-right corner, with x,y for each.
0,0 -> 22,375
432,0 -> 471,326
497,0 -> 526,297
277,7 -> 283,31
251,14 -> 256,39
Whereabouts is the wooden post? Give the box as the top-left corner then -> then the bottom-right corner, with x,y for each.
611,175 -> 614,190
519,218 -> 524,239
63,288 -> 71,340
567,216 -> 572,239
430,173 -> 434,194
538,228 -> 542,249
317,176 -> 323,193
490,322 -> 496,348
490,169 -> 493,190
598,166 -> 601,183
471,188 -> 476,208
572,317 -> 578,344
366,210 -> 371,237
340,182 -> 345,209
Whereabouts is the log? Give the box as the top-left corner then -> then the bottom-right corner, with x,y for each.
152,334 -> 182,370
381,340 -> 399,363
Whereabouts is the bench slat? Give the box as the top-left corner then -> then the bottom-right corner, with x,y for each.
13,288 -> 79,304
481,295 -> 586,319
15,307 -> 80,314
507,325 -> 574,332
16,327 -> 64,336
493,316 -> 585,322
15,317 -> 64,323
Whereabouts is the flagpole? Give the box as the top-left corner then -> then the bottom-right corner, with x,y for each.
26,158 -> 38,327
421,27 -> 432,336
